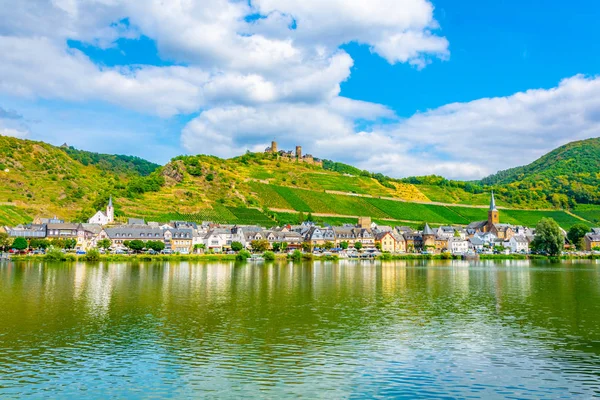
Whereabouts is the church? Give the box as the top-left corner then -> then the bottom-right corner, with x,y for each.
88,196 -> 114,225
466,192 -> 514,239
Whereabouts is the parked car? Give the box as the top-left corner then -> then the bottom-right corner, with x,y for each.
76,250 -> 86,255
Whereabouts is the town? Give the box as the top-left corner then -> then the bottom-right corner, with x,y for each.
3,192 -> 600,257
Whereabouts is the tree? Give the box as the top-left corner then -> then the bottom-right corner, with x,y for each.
301,242 -> 312,252
375,242 -> 382,251
531,218 -> 564,256
567,224 -> 589,250
307,212 -> 314,222
0,232 -> 10,251
323,241 -> 334,250
281,242 -> 288,252
64,238 -> 77,250
297,212 -> 305,224
250,239 -> 270,253
12,237 -> 28,251
354,242 -> 363,251
339,241 -> 349,250
30,238 -> 50,249
146,240 -> 165,252
50,238 -> 66,249
272,242 -> 282,252
97,238 -> 112,250
263,251 -> 275,261
193,243 -> 206,253
125,239 -> 145,253
236,250 -> 251,261
231,241 -> 244,252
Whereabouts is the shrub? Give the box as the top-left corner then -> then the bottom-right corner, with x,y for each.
288,250 -> 302,261
236,250 -> 251,261
45,247 -> 65,261
302,253 -> 313,261
263,251 -> 275,261
231,241 -> 243,252
83,249 -> 100,261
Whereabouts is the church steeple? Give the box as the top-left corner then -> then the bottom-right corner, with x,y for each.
489,191 -> 497,211
106,195 -> 114,223
487,191 -> 499,227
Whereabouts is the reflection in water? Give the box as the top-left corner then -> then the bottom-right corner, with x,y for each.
0,260 -> 599,398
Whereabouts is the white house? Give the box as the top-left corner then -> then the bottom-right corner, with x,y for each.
448,237 -> 469,255
88,196 -> 114,225
509,235 -> 529,254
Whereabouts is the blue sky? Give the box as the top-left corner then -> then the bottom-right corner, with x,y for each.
0,0 -> 599,179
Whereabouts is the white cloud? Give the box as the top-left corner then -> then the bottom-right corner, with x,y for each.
182,75 -> 600,180
6,1 -> 596,182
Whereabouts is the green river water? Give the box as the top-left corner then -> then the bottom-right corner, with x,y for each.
0,260 -> 599,399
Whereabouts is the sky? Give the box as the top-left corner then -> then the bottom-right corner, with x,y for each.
0,0 -> 599,180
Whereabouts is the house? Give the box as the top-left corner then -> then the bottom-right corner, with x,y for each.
5,223 -> 47,238
105,226 -> 165,248
205,227 -> 246,252
404,232 -> 422,253
375,231 -> 405,253
448,237 -> 469,255
264,230 -> 303,249
434,236 -> 448,253
509,235 -> 529,253
305,227 -> 335,247
164,228 -> 193,253
490,224 -> 515,240
88,196 -> 115,225
33,216 -> 64,224
46,223 -> 83,239
584,231 -> 600,251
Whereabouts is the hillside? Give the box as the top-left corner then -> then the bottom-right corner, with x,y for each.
479,137 -> 600,205
0,135 -> 598,229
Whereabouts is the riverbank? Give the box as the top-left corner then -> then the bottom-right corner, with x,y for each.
6,253 -> 600,263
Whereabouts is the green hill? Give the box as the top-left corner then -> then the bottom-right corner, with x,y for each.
479,137 -> 600,205
0,135 -> 598,229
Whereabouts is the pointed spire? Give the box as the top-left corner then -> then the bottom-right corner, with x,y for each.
489,191 -> 497,211
108,195 -> 113,208
423,223 -> 434,236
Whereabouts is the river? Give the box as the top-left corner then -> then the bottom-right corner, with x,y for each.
0,260 -> 599,399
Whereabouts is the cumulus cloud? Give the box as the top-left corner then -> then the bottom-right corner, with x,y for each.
5,1 -> 597,181
0,0 -> 448,115
182,75 -> 600,179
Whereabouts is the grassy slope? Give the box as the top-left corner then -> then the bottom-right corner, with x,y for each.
0,136 -> 129,223
0,137 -> 596,229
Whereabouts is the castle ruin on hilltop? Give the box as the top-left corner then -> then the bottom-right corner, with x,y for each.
264,141 -> 323,166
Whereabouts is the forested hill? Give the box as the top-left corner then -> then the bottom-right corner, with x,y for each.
61,146 -> 160,176
478,138 -> 600,204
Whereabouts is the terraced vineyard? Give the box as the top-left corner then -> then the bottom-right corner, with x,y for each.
0,205 -> 32,227
247,183 -> 591,229
130,206 -> 273,226
572,205 -> 600,225
501,209 -> 588,229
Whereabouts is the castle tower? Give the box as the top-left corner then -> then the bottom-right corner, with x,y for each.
107,195 -> 114,223
271,141 -> 278,153
422,223 -> 435,249
488,191 -> 499,226
296,146 -> 302,159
